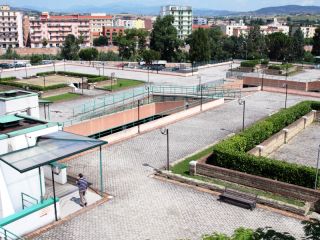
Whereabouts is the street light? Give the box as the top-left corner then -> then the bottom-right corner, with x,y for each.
137,100 -> 141,133
160,127 -> 170,171
261,69 -> 265,91
43,74 -> 46,88
238,98 -> 246,132
63,59 -> 66,72
314,145 -> 320,190
282,83 -> 288,109
198,75 -> 203,111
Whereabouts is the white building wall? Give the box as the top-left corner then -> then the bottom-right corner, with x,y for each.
0,162 -> 45,213
0,95 -> 39,118
3,200 -> 60,237
0,166 -> 15,218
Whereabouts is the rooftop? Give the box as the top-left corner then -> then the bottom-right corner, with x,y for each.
0,114 -> 51,136
0,90 -> 38,101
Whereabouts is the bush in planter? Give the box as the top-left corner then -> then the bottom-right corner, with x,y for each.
240,60 -> 260,68
208,101 -> 320,189
87,76 -> 109,83
260,59 -> 269,65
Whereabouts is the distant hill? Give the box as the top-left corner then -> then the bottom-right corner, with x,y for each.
9,4 -> 320,17
252,5 -> 320,15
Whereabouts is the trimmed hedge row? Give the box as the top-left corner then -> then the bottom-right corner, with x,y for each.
0,77 -> 17,81
36,71 -> 109,83
208,101 -> 320,189
240,60 -> 260,68
269,63 -> 294,70
0,80 -> 68,91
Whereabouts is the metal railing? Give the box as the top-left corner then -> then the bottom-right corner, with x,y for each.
0,227 -> 24,240
21,192 -> 38,210
63,83 -> 241,127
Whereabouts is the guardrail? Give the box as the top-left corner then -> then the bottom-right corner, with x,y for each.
63,83 -> 241,127
21,192 -> 38,210
0,227 -> 24,240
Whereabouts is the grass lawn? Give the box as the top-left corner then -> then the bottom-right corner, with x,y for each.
103,79 -> 144,91
171,145 -> 305,207
43,93 -> 81,102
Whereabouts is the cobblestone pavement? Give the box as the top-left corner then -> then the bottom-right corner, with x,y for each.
35,92 -> 318,240
270,122 -> 320,167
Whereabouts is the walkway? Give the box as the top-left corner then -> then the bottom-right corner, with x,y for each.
34,92 -> 318,240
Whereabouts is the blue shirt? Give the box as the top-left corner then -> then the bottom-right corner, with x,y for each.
77,177 -> 88,192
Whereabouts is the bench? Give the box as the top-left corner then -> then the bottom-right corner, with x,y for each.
218,188 -> 257,210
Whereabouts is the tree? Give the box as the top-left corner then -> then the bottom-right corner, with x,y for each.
312,27 -> 320,56
42,38 -> 48,48
93,36 -> 109,46
114,29 -> 148,60
208,27 -> 228,60
246,25 -> 267,59
30,54 -> 43,65
302,218 -> 320,240
187,28 -> 211,63
267,32 -> 290,61
291,28 -> 305,61
149,15 -> 182,62
61,34 -> 80,60
141,49 -> 160,65
98,51 -> 121,61
78,48 -> 98,61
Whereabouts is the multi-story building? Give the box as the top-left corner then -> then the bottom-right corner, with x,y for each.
219,20 -> 248,37
193,17 -> 207,26
102,26 -> 124,45
292,26 -> 317,38
260,18 -> 289,36
160,5 -> 192,39
29,12 -> 90,48
0,5 -> 23,48
87,13 -> 114,33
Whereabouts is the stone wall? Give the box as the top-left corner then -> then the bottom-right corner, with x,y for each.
249,111 -> 316,157
243,77 -> 308,91
191,159 -> 320,202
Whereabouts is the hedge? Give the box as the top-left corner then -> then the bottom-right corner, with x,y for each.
0,77 -> 17,81
240,60 -> 260,68
269,63 -> 294,70
36,71 -> 56,76
0,81 -> 68,91
208,101 -> 320,189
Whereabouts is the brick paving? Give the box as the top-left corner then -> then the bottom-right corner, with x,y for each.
270,122 -> 320,167
34,92 -> 319,240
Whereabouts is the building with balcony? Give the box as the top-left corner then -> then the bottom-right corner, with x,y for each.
0,5 -> 23,49
292,26 -> 317,39
160,5 -> 192,39
29,12 -> 91,48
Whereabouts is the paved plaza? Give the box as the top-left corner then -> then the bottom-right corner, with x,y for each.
34,92 -> 318,240
270,122 -> 320,167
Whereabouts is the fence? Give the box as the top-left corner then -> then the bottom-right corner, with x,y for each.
63,82 -> 241,127
0,227 -> 24,240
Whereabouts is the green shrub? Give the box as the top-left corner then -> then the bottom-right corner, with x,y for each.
87,76 -> 109,83
268,63 -> 294,70
0,77 -> 17,81
0,81 -> 67,91
208,101 -> 320,189
240,60 -> 260,68
260,59 -> 269,65
56,71 -> 98,78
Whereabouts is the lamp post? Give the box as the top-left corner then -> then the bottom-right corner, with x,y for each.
160,128 -> 170,171
25,65 -> 28,78
315,145 -> 320,190
63,59 -> 66,72
198,75 -> 203,111
43,74 -> 46,88
102,62 -> 105,76
238,98 -> 246,132
137,100 -> 141,133
261,69 -> 265,91
283,83 -> 288,109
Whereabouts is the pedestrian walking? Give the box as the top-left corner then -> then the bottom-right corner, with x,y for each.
76,173 -> 88,207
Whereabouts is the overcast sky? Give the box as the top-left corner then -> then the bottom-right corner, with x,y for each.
4,0 -> 320,11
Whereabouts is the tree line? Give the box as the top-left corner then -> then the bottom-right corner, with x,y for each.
3,15 -> 320,64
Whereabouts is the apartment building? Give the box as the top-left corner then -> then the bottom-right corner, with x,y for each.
193,17 -> 207,25
29,12 -> 90,48
101,26 -> 124,44
0,5 -> 23,48
292,26 -> 317,38
219,20 -> 248,36
87,13 -> 114,33
160,5 -> 192,39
